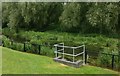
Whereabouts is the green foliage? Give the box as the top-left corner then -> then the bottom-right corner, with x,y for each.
97,53 -> 112,67
2,2 -> 120,34
2,28 -> 16,39
2,2 -> 63,31
41,46 -> 54,57
2,35 -> 23,51
2,2 -> 120,70
97,49 -> 119,70
11,42 -> 24,51
2,35 -> 11,48
86,3 -> 120,34
59,3 -> 90,33
2,30 -> 120,70
60,3 -> 81,31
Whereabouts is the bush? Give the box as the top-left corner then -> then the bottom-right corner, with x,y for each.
2,35 -> 24,51
2,28 -> 16,39
2,35 -> 11,48
11,42 -> 24,51
41,46 -> 54,57
97,49 -> 119,69
22,42 -> 40,54
97,53 -> 112,68
86,43 -> 104,56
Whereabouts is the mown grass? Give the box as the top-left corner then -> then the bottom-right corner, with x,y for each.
1,46 -> 119,74
0,46 -> 2,75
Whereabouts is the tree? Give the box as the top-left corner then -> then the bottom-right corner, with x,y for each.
59,3 -> 81,32
86,2 -> 119,34
2,2 -> 11,28
19,2 -> 63,31
59,3 -> 91,33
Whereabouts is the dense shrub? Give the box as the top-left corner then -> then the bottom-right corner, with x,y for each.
41,46 -> 54,57
2,29 -> 119,70
97,49 -> 119,70
86,43 -> 104,56
97,53 -> 112,68
11,42 -> 24,51
0,28 -> 2,35
2,35 -> 11,48
2,28 -> 16,39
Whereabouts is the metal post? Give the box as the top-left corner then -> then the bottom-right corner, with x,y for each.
63,43 -> 64,59
11,40 -> 13,49
24,42 -> 26,52
112,55 -> 114,69
118,42 -> 120,71
11,40 -> 13,45
55,45 -> 58,58
2,41 -> 4,47
85,49 -> 87,64
83,45 -> 85,65
38,45 -> 41,54
73,48 -> 75,62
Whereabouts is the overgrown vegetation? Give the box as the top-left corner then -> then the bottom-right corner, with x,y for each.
2,2 -> 120,72
2,30 -> 119,70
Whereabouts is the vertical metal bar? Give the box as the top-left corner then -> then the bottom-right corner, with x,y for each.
2,40 -> 4,47
85,50 -> 87,64
63,43 -> 64,59
112,55 -> 114,69
24,42 -> 26,52
118,51 -> 120,71
55,45 -> 58,58
38,45 -> 41,54
83,45 -> 85,65
11,40 -> 13,49
73,48 -> 75,62
119,52 -> 120,71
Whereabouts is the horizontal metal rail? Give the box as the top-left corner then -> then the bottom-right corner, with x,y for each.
56,51 -> 84,57
57,49 -> 64,52
74,52 -> 84,56
56,52 -> 73,56
54,44 -> 85,49
75,45 -> 85,49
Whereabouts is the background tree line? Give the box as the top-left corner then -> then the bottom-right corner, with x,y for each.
2,2 -> 120,35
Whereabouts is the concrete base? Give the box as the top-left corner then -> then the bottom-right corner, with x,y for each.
53,56 -> 83,68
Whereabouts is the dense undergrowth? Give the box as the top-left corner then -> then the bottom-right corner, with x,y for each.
2,28 -> 120,71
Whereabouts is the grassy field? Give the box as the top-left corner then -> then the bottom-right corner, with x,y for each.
1,46 -> 119,74
0,46 -> 2,75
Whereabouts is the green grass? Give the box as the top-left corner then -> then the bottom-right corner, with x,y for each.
0,46 -> 2,75
2,46 -> 119,74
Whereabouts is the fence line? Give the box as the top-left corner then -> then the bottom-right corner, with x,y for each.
85,51 -> 120,71
2,40 -> 120,71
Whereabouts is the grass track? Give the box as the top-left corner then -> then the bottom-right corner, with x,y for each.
1,46 -> 119,74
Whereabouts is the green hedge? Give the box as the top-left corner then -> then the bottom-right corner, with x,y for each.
2,35 -> 11,48
11,42 -> 24,51
2,35 -> 55,57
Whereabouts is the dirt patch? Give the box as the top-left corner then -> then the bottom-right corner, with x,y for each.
60,63 -> 68,67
